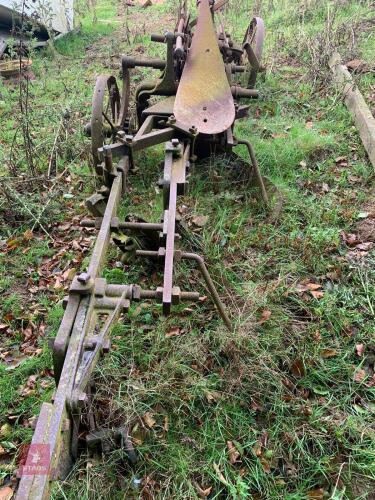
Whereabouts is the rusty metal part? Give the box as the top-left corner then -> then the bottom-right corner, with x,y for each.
243,17 -> 265,89
174,0 -> 235,135
236,138 -> 268,204
175,16 -> 185,59
142,95 -> 176,118
133,32 -> 177,124
86,427 -> 136,464
137,249 -> 232,330
121,55 -> 166,70
231,86 -> 259,99
18,2 -> 272,496
91,75 -> 129,172
150,33 -> 166,43
161,141 -> 189,312
17,170 -> 129,500
81,218 -> 164,232
182,252 -> 232,330
190,0 -> 229,27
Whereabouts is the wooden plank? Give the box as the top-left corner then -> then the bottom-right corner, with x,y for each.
329,52 -> 375,170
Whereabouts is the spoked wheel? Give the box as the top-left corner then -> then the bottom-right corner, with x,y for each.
91,73 -> 130,172
242,16 -> 265,89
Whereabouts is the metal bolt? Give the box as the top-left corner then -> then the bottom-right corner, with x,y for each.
84,340 -> 96,351
77,392 -> 88,408
102,339 -> 111,354
77,272 -> 91,284
156,287 -> 163,301
171,138 -> 179,146
169,115 -> 176,124
189,125 -> 197,134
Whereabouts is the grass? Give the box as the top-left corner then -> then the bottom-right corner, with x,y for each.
1,0 -> 375,498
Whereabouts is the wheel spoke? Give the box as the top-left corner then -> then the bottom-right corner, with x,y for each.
105,99 -> 111,115
102,111 -> 116,130
91,74 -> 126,169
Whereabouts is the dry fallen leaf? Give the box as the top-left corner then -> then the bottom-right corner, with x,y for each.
53,276 -> 63,291
23,229 -> 33,241
143,412 -> 156,428
341,232 -> 357,246
227,440 -> 241,464
163,416 -> 169,432
19,374 -> 38,397
335,156 -> 348,164
306,283 -> 322,291
296,282 -> 323,296
355,344 -> 364,357
194,482 -> 212,498
356,242 -> 373,251
260,456 -> 271,473
252,443 -> 262,457
354,369 -> 366,383
259,309 -> 271,323
62,268 -> 76,281
320,349 -> 338,358
192,215 -> 208,227
205,390 -> 222,403
307,488 -> 325,499
5,354 -> 29,371
165,327 -> 181,338
346,59 -> 367,72
290,359 -> 305,378
6,238 -> 21,250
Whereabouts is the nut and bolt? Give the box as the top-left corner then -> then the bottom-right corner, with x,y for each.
77,272 -> 91,284
102,339 -> 111,354
77,392 -> 88,408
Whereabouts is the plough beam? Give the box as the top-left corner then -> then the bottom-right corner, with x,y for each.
16,1 -> 271,496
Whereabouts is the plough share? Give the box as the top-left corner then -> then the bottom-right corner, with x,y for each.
17,1 -> 269,497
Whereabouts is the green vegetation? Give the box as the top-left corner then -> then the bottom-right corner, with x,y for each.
1,0 -> 374,498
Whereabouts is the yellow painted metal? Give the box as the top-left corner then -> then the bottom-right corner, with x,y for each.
174,0 -> 235,135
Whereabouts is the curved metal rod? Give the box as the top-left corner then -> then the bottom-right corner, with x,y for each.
236,139 -> 269,204
181,252 -> 232,331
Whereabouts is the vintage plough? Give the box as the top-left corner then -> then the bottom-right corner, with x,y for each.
17,1 -> 268,497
